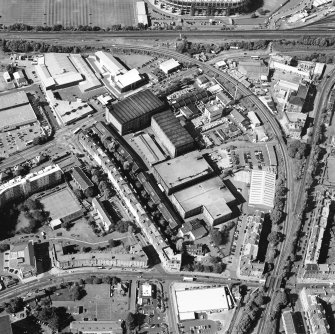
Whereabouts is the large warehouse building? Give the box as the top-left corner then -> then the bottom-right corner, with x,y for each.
249,170 -> 276,210
175,286 -> 234,321
106,90 -> 166,135
95,51 -> 144,93
36,53 -> 83,90
171,177 -> 235,226
153,152 -> 214,195
158,0 -> 247,16
0,91 -> 38,132
151,110 -> 194,158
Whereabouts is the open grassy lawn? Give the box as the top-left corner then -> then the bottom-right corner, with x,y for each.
0,0 -> 136,28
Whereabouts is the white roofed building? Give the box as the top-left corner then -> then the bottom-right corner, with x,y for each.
3,71 -> 11,82
95,51 -> 144,93
137,1 -> 148,26
13,70 -> 27,87
159,59 -> 181,74
175,286 -> 233,320
249,170 -> 276,210
247,111 -> 261,128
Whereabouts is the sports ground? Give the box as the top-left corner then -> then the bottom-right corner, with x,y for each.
40,187 -> 82,220
0,0 -> 137,28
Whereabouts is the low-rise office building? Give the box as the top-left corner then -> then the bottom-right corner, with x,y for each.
92,197 -> 114,232
52,242 -> 148,269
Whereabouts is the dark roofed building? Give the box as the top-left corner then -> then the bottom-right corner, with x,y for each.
151,110 -> 194,158
106,90 -> 166,135
180,219 -> 207,240
287,83 -> 309,113
0,315 -> 13,334
158,202 -> 181,230
72,167 -> 94,192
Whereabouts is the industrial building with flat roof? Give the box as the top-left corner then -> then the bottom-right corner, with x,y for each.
106,89 -> 166,135
249,170 -> 276,209
0,91 -> 38,132
153,152 -> 214,195
151,110 -> 194,158
175,286 -> 233,321
171,177 -> 235,226
95,51 -> 144,93
159,58 -> 181,74
36,53 -> 83,90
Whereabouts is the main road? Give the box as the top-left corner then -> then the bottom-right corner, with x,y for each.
0,268 -> 261,303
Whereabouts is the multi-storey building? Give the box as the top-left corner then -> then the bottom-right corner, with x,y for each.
78,122 -> 181,271
157,0 -> 247,16
0,165 -> 63,206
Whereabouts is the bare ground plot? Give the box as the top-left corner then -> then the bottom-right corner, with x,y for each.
52,284 -> 130,321
117,54 -> 154,70
0,0 -> 136,28
262,0 -> 284,13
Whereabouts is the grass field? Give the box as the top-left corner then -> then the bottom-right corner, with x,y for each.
0,0 -> 137,28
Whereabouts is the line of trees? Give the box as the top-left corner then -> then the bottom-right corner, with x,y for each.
236,290 -> 267,334
3,23 -> 148,32
176,39 -> 269,55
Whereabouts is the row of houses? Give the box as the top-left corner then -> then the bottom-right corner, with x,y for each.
78,121 -> 182,271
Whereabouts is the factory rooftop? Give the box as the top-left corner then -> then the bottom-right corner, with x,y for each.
153,152 -> 214,194
151,110 -> 194,152
171,177 -> 234,224
175,286 -> 230,315
108,89 -> 165,125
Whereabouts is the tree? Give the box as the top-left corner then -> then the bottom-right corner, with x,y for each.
71,285 -> 85,301
92,175 -> 100,185
5,297 -> 24,313
62,221 -> 72,231
93,277 -> 102,284
254,293 -> 266,306
108,239 -> 118,248
0,243 -> 10,252
210,229 -> 223,246
103,188 -> 112,200
270,207 -> 282,225
267,231 -> 281,245
126,312 -> 137,331
73,189 -> 84,200
25,198 -> 39,210
84,187 -> 94,198
176,239 -> 184,251
102,276 -> 112,284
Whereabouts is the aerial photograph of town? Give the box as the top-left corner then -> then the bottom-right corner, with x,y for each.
0,0 -> 335,334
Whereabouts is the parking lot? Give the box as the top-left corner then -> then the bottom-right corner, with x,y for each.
0,123 -> 42,158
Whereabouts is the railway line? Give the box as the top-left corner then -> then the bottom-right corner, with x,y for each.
0,29 -> 334,42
